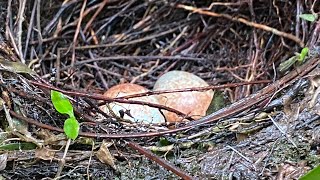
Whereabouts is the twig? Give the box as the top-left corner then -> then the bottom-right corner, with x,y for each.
55,138 -> 72,178
23,0 -> 37,59
68,26 -> 180,50
119,80 -> 271,99
5,0 -> 20,62
16,0 -> 27,63
58,55 -> 205,72
175,3 -> 304,47
29,80 -> 194,120
127,141 -> 195,180
43,0 -> 78,35
268,115 -> 297,148
71,0 -> 87,69
226,145 -> 252,163
83,0 -> 109,33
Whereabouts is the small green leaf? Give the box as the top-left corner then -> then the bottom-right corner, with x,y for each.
300,164 -> 320,180
64,117 -> 79,140
51,90 -> 74,117
299,47 -> 309,62
50,91 -> 80,140
299,14 -> 317,22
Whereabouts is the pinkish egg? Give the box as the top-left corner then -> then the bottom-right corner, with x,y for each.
153,71 -> 213,122
99,83 -> 165,124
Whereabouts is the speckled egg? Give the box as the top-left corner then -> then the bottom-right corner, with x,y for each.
153,71 -> 214,122
100,83 -> 165,124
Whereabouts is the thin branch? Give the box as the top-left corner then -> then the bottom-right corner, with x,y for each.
175,3 -> 304,47
127,142 -> 195,180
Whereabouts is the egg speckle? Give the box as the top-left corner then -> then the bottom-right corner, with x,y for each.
153,71 -> 214,122
100,83 -> 165,124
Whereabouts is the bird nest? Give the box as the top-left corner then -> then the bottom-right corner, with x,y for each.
0,0 -> 320,179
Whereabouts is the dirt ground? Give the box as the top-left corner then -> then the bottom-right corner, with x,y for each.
0,0 -> 320,179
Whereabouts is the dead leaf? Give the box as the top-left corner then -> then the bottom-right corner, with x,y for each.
0,59 -> 36,75
0,153 -> 8,170
35,147 -> 56,161
96,140 -> 116,170
0,98 -> 4,111
37,129 -> 66,146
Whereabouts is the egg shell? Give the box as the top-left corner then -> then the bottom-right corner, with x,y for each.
100,83 -> 165,124
153,71 -> 214,122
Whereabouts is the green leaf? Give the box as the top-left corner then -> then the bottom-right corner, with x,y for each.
299,47 -> 309,62
50,91 -> 80,140
206,90 -> 226,115
300,164 -> 320,180
158,137 -> 171,146
279,56 -> 298,72
51,90 -> 74,117
299,14 -> 317,22
0,142 -> 37,150
64,117 -> 79,140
